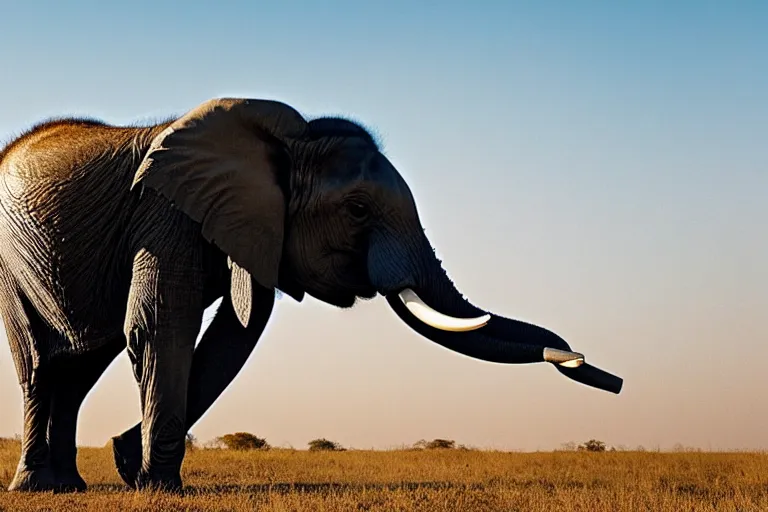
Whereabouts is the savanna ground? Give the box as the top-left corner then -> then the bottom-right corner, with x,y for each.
0,439 -> 766,511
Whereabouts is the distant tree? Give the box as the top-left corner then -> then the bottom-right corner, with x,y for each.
559,442 -> 578,452
578,439 -> 607,452
425,439 -> 456,450
218,432 -> 270,451
308,438 -> 345,452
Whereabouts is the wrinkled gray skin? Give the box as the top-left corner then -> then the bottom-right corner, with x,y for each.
0,98 -> 621,493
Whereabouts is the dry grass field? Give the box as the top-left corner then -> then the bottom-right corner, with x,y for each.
0,439 -> 766,511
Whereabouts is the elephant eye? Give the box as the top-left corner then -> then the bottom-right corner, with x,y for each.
346,201 -> 369,220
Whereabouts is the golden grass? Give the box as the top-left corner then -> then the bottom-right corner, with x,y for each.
0,440 -> 766,511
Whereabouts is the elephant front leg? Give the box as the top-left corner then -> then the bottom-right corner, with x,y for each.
113,283 -> 276,488
124,248 -> 205,492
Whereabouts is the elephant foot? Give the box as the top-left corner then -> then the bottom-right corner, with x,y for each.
51,466 -> 87,493
112,425 -> 185,493
135,469 -> 183,494
111,429 -> 142,489
7,465 -> 57,492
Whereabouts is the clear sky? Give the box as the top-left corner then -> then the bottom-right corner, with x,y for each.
0,1 -> 766,452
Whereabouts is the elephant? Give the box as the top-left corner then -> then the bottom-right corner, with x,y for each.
0,97 -> 622,493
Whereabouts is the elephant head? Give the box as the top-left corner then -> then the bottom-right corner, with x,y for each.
134,97 -> 623,394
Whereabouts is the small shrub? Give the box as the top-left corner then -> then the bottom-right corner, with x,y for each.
578,439 -> 607,452
218,432 -> 270,451
425,439 -> 456,450
308,438 -> 345,452
410,439 -> 460,450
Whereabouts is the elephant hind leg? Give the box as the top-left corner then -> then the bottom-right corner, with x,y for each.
0,277 -> 57,492
47,339 -> 124,492
8,376 -> 55,492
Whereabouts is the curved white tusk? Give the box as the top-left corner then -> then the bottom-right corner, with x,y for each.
398,288 -> 491,332
543,347 -> 585,368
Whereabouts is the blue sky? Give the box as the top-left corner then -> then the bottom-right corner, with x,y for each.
0,2 -> 766,451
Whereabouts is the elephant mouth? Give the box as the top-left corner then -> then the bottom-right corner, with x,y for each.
311,287 -> 377,309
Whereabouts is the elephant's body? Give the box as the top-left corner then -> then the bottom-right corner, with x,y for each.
0,120 -> 226,373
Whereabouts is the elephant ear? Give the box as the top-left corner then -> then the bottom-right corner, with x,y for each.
133,98 -> 308,291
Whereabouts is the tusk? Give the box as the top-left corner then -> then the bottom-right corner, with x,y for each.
398,288 -> 490,332
543,347 -> 585,368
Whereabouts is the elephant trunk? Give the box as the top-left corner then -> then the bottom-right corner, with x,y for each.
370,231 -> 623,394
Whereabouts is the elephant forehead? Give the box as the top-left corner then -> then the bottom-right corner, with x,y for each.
366,153 -> 412,198
324,149 -> 404,187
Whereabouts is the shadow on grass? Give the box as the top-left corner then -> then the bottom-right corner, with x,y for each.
87,481 -> 486,495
